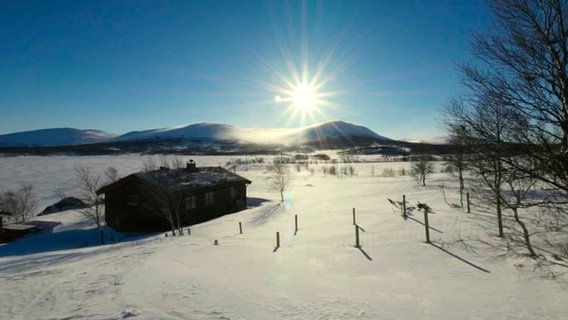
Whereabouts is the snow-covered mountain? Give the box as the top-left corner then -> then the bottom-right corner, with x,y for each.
116,123 -> 239,142
300,120 -> 389,141
115,120 -> 390,145
0,128 -> 117,147
0,121 -> 391,148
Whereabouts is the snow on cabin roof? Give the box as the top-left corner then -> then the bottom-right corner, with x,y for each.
97,166 -> 251,195
136,167 -> 251,191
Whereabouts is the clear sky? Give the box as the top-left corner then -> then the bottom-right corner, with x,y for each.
0,0 -> 491,140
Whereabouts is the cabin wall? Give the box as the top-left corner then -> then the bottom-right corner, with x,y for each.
105,181 -> 169,232
183,183 -> 248,225
105,181 -> 249,232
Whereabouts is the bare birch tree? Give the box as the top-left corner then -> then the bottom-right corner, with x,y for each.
0,183 -> 37,223
410,143 -> 434,186
141,156 -> 187,236
443,120 -> 469,207
268,155 -> 291,202
442,95 -> 526,238
75,167 -> 106,244
463,0 -> 568,200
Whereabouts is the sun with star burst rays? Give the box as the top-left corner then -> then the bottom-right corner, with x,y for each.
270,64 -> 335,125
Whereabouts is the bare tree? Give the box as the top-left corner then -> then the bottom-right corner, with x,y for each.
500,162 -> 540,258
463,0 -> 568,200
268,155 -> 291,202
141,156 -> 187,236
443,119 -> 469,207
141,156 -> 159,172
104,166 -> 119,184
75,167 -> 105,244
410,143 -> 434,186
0,183 -> 37,223
442,96 -> 525,238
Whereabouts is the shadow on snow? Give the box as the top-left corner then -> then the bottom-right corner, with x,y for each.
0,226 -> 157,258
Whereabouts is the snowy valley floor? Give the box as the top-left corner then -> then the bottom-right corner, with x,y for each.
0,155 -> 567,319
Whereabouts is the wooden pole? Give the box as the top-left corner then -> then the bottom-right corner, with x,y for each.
403,195 -> 407,217
239,222 -> 243,234
294,215 -> 298,233
355,225 -> 360,248
467,193 -> 471,213
424,210 -> 431,243
352,208 -> 356,225
276,231 -> 280,248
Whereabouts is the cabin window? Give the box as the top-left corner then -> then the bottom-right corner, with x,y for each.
205,192 -> 214,205
230,187 -> 238,199
126,195 -> 139,206
185,196 -> 197,210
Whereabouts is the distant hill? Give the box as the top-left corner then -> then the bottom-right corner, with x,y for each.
300,120 -> 389,141
0,120 -> 434,155
0,121 -> 391,148
115,120 -> 391,145
0,128 -> 117,147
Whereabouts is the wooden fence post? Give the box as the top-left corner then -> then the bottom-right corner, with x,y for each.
276,231 -> 280,248
467,193 -> 471,213
239,222 -> 243,234
403,195 -> 407,217
352,208 -> 356,225
295,215 -> 298,233
355,225 -> 360,248
424,210 -> 431,243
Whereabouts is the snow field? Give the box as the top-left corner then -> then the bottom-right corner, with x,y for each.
0,155 -> 567,319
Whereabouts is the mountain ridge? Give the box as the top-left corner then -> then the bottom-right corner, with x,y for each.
0,120 -> 391,147
0,128 -> 118,147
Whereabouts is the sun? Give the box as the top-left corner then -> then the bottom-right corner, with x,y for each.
291,82 -> 318,111
272,75 -> 330,124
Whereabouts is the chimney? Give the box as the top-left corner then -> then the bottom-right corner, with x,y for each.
186,159 -> 197,172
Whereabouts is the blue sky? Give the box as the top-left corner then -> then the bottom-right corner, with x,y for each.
0,0 -> 491,140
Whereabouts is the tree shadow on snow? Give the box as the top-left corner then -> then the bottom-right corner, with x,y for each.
249,202 -> 283,226
0,226 -> 157,258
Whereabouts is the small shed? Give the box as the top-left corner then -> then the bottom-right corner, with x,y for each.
0,223 -> 41,243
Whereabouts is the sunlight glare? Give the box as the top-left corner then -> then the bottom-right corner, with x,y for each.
292,82 -> 317,111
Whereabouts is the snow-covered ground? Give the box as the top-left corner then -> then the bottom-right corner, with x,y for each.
0,155 -> 567,319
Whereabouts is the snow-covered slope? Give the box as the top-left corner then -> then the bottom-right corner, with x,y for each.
116,123 -> 240,142
0,128 -> 117,147
300,120 -> 390,141
0,155 -> 566,319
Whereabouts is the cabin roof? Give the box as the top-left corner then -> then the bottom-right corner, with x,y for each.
97,166 -> 251,195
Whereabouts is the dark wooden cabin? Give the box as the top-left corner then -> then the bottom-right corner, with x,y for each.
96,161 -> 251,232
